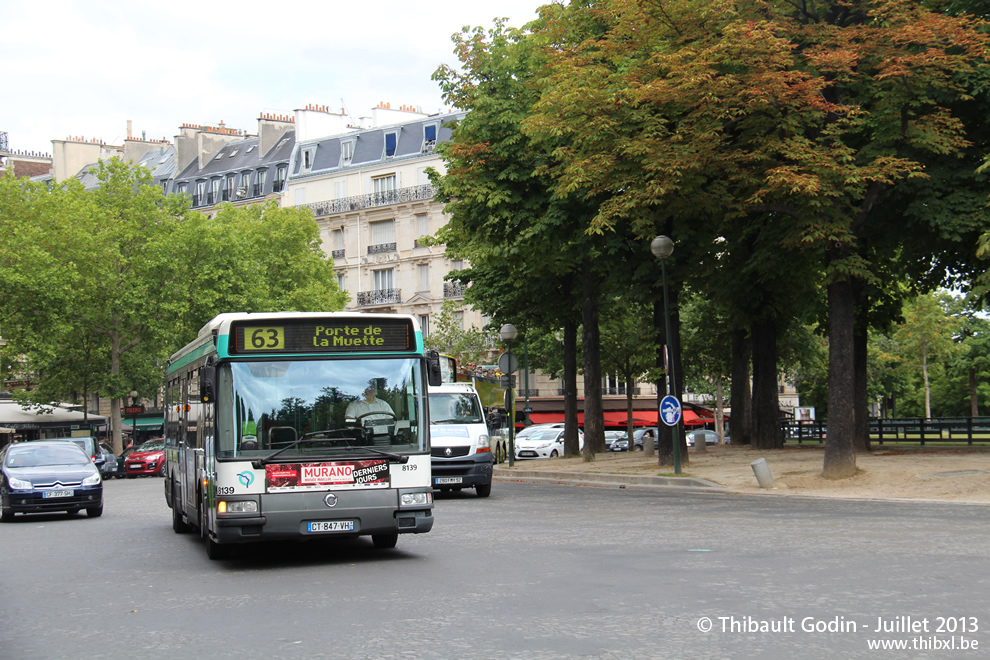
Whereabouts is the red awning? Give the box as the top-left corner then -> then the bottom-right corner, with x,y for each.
525,409 -> 708,427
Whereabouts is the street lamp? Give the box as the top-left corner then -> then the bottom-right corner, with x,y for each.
129,390 -> 139,448
500,323 -> 518,467
651,235 -> 682,475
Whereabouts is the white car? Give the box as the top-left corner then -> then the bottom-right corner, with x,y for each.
513,425 -> 583,459
686,429 -> 727,447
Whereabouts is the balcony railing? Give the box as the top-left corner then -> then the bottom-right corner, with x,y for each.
444,282 -> 467,298
304,184 -> 436,217
357,288 -> 400,306
331,249 -> 345,259
368,242 -> 396,255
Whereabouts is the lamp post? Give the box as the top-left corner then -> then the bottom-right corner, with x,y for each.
500,323 -> 518,467
651,235 -> 682,475
129,390 -> 139,447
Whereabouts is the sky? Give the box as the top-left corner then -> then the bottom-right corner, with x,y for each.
1,0 -> 544,156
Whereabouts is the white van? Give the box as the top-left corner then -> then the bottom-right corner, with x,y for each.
428,382 -> 493,497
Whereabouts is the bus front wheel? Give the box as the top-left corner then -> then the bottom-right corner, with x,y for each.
372,533 -> 398,549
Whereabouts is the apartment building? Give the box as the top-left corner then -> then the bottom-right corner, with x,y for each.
284,104 -> 485,339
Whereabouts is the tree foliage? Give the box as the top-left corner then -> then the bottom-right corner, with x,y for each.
0,159 -> 346,452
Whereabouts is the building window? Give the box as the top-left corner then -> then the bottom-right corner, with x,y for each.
302,147 -> 315,171
419,315 -> 429,338
177,182 -> 188,196
335,181 -> 347,199
274,165 -> 287,192
385,132 -> 397,158
238,172 -> 250,198
368,219 -> 396,254
341,140 -> 354,166
454,311 -> 464,330
373,268 -> 394,291
416,213 -> 429,237
423,124 -> 437,152
451,259 -> 463,271
373,174 -> 396,195
255,169 -> 267,196
195,180 -> 206,205
418,264 -> 429,292
224,175 -> 235,201
336,273 -> 345,289
333,228 -> 344,251
210,178 -> 221,204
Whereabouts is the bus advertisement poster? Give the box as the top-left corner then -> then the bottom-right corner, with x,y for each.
265,460 -> 391,491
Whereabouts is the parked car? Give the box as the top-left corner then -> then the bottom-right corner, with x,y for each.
609,428 -> 658,452
1,440 -> 104,520
514,425 -> 584,460
36,436 -> 106,473
686,429 -> 726,447
98,443 -> 117,478
124,439 -> 166,477
603,431 -> 625,450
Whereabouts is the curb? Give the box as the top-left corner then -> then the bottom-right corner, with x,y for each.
493,466 -> 723,490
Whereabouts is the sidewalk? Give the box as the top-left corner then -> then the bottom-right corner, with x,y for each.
493,444 -> 990,503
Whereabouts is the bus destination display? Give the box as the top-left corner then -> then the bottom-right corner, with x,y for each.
230,318 -> 414,354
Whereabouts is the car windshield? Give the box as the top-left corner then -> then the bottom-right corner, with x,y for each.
216,357 -> 427,459
6,444 -> 90,467
137,440 -> 164,452
522,429 -> 560,442
429,393 -> 483,424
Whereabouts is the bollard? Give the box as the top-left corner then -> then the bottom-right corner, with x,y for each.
750,457 -> 776,489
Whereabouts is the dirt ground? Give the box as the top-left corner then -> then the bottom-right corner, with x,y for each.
499,444 -> 990,503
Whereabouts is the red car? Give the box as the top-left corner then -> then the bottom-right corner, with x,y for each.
124,439 -> 166,477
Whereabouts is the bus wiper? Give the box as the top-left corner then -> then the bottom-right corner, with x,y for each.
252,437 -> 328,469
335,445 -> 409,464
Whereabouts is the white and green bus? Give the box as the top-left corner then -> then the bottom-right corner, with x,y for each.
164,312 -> 442,559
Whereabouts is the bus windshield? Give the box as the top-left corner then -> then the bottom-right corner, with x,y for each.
216,357 -> 426,459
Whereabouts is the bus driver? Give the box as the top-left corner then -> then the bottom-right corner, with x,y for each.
346,383 -> 395,423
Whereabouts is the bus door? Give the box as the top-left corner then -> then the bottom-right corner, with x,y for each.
181,372 -> 203,526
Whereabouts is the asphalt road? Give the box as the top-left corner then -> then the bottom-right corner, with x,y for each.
1,476 -> 988,659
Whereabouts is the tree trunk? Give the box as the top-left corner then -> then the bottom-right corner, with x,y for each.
922,342 -> 932,420
823,277 -> 857,478
714,376 -> 726,444
563,319 -> 580,456
110,331 -> 124,455
581,260 -> 604,458
730,329 -> 753,445
971,367 -> 979,417
751,318 -> 782,449
853,325 -> 871,452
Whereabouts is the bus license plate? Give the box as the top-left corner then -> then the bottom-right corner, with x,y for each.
306,520 -> 355,533
435,477 -> 462,485
43,490 -> 73,498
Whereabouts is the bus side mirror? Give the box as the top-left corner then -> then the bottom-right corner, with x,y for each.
426,350 -> 442,387
201,366 -> 216,403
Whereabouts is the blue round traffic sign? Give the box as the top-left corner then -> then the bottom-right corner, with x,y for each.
660,395 -> 682,427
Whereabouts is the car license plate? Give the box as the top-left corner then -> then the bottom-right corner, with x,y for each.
306,520 -> 355,533
520,451 -> 537,457
127,462 -> 142,469
435,477 -> 462,485
43,490 -> 72,498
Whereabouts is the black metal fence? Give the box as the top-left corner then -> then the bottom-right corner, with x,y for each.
780,417 -> 990,446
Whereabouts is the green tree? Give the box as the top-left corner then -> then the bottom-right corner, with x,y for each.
894,293 -> 959,419
521,0 -> 990,477
0,160 -> 346,453
423,298 -> 496,365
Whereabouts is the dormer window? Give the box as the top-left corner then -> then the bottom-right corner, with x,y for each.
341,140 -> 355,166
423,124 -> 437,152
302,147 -> 316,171
385,132 -> 397,158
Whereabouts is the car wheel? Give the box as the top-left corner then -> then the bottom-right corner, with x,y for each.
1,501 -> 14,522
372,533 -> 398,549
476,483 -> 492,498
159,462 -> 166,477
550,449 -> 558,458
86,504 -> 103,518
206,537 -> 230,560
636,445 -> 644,451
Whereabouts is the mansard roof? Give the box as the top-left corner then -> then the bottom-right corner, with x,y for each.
289,111 -> 465,179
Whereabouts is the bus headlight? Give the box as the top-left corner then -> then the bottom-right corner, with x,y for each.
218,500 -> 258,514
400,492 -> 432,507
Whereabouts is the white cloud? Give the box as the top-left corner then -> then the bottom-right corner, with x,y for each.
1,0 -> 542,155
